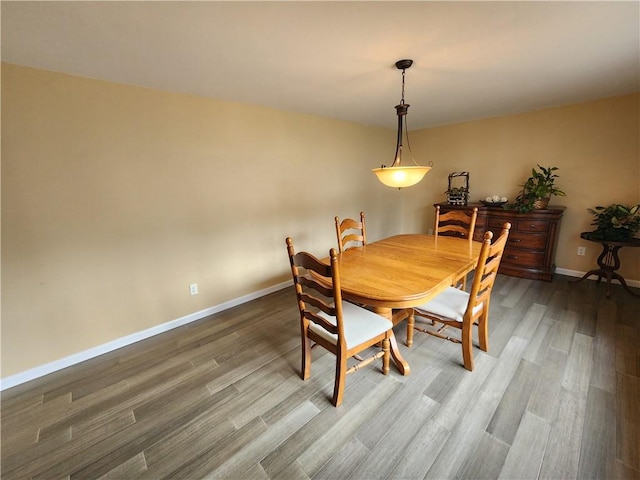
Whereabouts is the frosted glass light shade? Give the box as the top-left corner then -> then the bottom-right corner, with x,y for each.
372,165 -> 432,188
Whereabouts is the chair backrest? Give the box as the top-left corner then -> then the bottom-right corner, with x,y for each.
286,237 -> 345,345
465,222 -> 511,318
435,206 -> 478,240
335,212 -> 366,253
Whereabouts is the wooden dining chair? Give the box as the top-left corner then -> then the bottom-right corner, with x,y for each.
286,237 -> 393,407
335,211 -> 367,253
435,205 -> 478,240
409,222 -> 511,371
435,205 -> 479,290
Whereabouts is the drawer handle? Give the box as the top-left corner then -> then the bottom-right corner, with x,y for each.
529,224 -> 538,228
511,239 -> 521,243
506,255 -> 518,260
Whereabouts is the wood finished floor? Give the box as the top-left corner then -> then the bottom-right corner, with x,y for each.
2,274 -> 639,479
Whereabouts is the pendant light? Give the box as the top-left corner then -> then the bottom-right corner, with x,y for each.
373,59 -> 431,188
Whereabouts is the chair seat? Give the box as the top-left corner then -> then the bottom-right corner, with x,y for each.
312,302 -> 392,349
414,286 -> 483,322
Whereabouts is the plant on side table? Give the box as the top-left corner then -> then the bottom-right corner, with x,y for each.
585,203 -> 640,241
506,165 -> 566,213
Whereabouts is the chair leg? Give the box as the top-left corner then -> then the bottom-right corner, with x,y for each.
382,337 -> 390,375
332,351 -> 348,407
301,335 -> 312,380
461,319 -> 474,371
478,310 -> 489,352
406,309 -> 415,347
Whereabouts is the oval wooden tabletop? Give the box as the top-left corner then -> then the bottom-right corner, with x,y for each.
335,234 -> 482,308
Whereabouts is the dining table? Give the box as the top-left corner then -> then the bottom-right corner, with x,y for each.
328,234 -> 483,376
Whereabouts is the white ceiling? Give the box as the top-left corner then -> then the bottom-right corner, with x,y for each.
2,1 -> 639,129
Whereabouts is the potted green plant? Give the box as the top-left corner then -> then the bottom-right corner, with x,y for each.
507,165 -> 566,212
585,203 -> 640,241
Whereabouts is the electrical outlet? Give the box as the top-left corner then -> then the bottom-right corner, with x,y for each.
577,246 -> 586,256
428,228 -> 434,236
189,283 -> 198,295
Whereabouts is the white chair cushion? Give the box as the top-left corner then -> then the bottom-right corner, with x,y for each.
310,302 -> 393,349
414,286 -> 483,323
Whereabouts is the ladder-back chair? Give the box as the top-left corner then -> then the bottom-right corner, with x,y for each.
410,222 -> 511,371
286,237 -> 393,406
435,205 -> 479,290
335,211 -> 367,253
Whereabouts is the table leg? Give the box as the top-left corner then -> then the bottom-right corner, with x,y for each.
609,271 -> 640,297
572,269 -> 603,285
572,243 -> 639,297
372,306 -> 410,376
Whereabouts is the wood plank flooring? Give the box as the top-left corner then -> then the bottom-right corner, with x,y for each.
2,274 -> 639,479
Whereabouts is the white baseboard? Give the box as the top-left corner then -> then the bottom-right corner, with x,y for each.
3,269 -> 639,391
555,267 -> 640,288
1,280 -> 292,391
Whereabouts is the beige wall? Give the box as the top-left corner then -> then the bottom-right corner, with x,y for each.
2,63 -> 638,380
1,64 -> 419,378
411,93 -> 640,281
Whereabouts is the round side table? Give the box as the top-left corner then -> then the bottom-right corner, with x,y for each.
573,232 -> 640,297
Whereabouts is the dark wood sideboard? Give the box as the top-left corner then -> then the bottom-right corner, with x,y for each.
435,203 -> 565,281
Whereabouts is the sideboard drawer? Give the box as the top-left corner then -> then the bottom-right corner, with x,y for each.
508,233 -> 547,251
517,219 -> 550,232
502,248 -> 546,268
487,217 -> 510,230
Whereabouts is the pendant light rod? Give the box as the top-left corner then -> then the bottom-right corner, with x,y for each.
394,59 -> 413,167
392,103 -> 408,167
